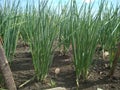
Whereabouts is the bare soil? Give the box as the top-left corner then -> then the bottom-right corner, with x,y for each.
9,41 -> 120,90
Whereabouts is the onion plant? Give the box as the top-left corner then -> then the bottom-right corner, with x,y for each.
68,0 -> 99,86
98,1 -> 120,52
0,0 -> 22,62
23,0 -> 58,81
97,0 -> 120,79
98,2 -> 120,76
68,0 -> 120,86
58,3 -> 72,55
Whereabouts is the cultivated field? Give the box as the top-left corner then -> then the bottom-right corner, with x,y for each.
0,0 -> 120,90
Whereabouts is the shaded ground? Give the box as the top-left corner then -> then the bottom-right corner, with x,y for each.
10,41 -> 120,90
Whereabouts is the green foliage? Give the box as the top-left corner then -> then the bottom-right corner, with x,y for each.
0,0 -> 120,86
0,0 -> 22,62
69,0 -> 99,86
22,0 -> 59,81
98,1 -> 120,67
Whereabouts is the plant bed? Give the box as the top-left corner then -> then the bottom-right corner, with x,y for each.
9,41 -> 120,90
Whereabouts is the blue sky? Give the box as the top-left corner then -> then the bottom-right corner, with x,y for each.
19,0 -> 120,7
0,0 -> 119,6
0,0 -> 120,11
